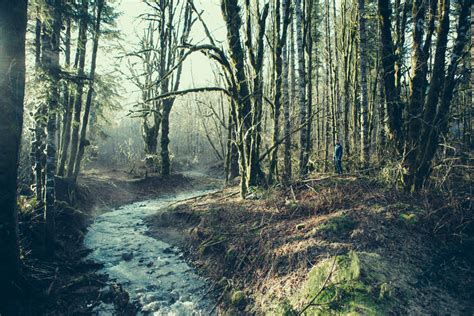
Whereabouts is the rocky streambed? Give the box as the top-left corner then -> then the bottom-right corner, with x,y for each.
84,190 -> 217,315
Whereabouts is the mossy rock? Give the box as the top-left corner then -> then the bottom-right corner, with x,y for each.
230,290 -> 246,308
275,251 -> 394,315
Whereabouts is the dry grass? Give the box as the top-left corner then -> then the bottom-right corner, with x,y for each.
149,174 -> 474,314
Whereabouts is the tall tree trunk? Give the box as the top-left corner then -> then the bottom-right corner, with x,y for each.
159,2 -> 192,177
73,0 -> 104,180
0,0 -> 27,309
414,0 -> 469,189
282,0 -> 292,184
359,0 -> 369,163
377,0 -> 404,153
296,0 -> 308,176
32,6 -> 45,204
306,0 -> 314,165
67,0 -> 89,178
160,100 -> 172,176
289,17 -> 297,111
269,0 -> 290,183
58,6 -> 73,176
221,0 -> 253,196
403,0 -> 436,187
42,0 -> 62,257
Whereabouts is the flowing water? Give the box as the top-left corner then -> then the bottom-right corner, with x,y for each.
84,190 -> 217,315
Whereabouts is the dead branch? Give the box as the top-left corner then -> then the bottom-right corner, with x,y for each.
145,87 -> 232,103
297,255 -> 338,315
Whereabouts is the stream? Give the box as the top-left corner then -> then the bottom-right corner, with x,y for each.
84,190 -> 217,315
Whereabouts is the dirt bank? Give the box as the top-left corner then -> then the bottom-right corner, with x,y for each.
146,175 -> 474,315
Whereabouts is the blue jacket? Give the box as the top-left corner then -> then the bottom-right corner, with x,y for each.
334,144 -> 343,160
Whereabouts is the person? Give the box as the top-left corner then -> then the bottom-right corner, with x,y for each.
334,141 -> 343,174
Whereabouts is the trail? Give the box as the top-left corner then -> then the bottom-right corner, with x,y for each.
84,189 -> 217,315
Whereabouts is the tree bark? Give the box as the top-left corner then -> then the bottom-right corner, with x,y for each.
296,0 -> 308,176
42,0 -> 63,257
414,0 -> 470,189
73,0 -> 104,180
58,5 -> 73,176
0,0 -> 27,309
282,0 -> 292,184
67,0 -> 89,178
359,0 -> 369,164
377,0 -> 404,153
269,0 -> 290,183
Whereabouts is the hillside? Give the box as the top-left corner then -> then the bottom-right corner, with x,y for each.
147,175 -> 474,315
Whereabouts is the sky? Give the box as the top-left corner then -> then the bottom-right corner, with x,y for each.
106,0 -> 227,109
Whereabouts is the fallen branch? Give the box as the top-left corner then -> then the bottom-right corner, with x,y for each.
297,255 -> 338,315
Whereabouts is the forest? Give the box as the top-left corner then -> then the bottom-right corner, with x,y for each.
0,0 -> 472,314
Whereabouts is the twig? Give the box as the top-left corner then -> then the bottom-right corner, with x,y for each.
209,287 -> 226,314
297,256 -> 338,315
165,190 -> 221,208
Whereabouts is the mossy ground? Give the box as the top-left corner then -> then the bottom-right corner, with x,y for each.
274,251 -> 394,315
146,174 -> 474,315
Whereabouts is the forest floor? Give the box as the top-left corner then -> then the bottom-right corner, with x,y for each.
16,167 -> 221,315
146,174 -> 474,315
15,167 -> 473,315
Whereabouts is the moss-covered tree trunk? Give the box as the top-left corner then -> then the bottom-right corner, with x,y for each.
160,100 -> 172,176
73,0 -> 104,180
67,0 -> 89,178
358,0 -> 369,164
0,0 -> 27,309
269,0 -> 290,184
58,6 -> 73,176
282,0 -> 292,185
414,0 -> 470,190
42,0 -> 63,257
296,0 -> 308,177
221,0 -> 253,196
377,0 -> 404,153
402,0 -> 436,188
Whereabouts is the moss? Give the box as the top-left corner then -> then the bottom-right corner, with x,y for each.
296,223 -> 306,230
230,290 -> 246,307
273,252 -> 394,315
391,203 -> 425,225
285,200 -> 299,211
316,214 -> 357,236
273,298 -> 297,316
400,212 -> 417,224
